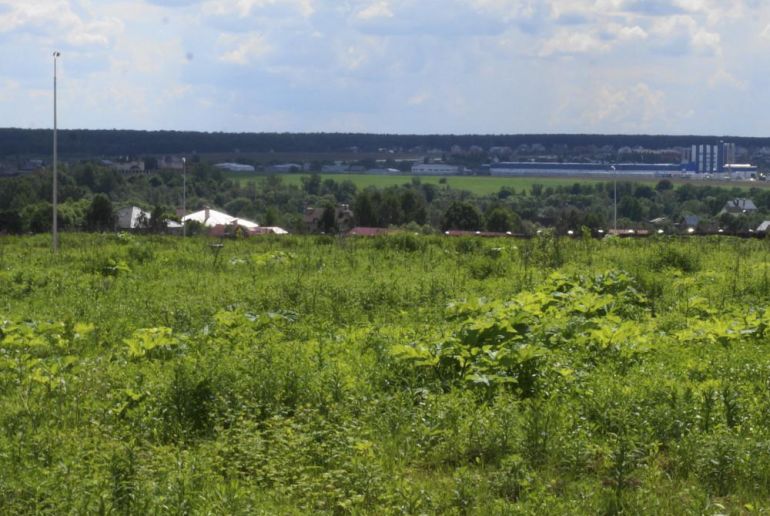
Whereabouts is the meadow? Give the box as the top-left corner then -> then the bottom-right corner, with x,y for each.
2,232 -> 770,513
227,172 -> 768,196
229,173 -> 624,195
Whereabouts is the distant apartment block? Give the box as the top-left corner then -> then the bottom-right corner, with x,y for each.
683,142 -> 747,173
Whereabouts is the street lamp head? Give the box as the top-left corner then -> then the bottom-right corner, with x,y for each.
53,51 -> 60,57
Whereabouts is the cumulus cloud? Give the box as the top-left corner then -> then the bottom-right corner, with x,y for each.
587,83 -> 667,130
217,33 -> 270,65
202,0 -> 315,19
0,0 -> 123,47
540,30 -> 610,56
349,0 -> 547,37
649,15 -> 721,56
708,68 -> 747,90
355,1 -> 393,21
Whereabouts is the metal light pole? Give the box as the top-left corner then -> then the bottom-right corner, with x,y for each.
182,157 -> 186,237
612,165 -> 617,232
52,51 -> 60,252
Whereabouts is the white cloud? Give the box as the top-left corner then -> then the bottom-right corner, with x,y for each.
648,15 -> 721,56
708,68 -> 747,91
355,1 -> 393,20
218,33 -> 270,65
610,24 -> 647,41
540,30 -> 610,56
202,0 -> 315,19
407,92 -> 429,105
588,83 -> 667,130
0,0 -> 123,47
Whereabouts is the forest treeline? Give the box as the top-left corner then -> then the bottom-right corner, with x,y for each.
2,161 -> 770,235
3,128 -> 770,157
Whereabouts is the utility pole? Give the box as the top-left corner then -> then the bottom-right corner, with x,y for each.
52,51 -> 60,252
612,165 -> 617,232
182,157 -> 186,237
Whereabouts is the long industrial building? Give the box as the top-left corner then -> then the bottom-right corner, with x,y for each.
486,162 -> 685,176
487,142 -> 756,177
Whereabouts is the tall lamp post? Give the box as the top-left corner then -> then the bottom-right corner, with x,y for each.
182,157 -> 186,237
52,51 -> 60,252
611,165 -> 617,232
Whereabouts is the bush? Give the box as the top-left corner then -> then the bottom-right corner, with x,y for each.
649,245 -> 700,272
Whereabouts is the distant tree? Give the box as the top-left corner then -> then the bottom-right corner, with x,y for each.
302,174 -> 321,196
442,201 -> 482,231
498,187 -> 514,200
486,206 -> 521,232
421,183 -> 438,203
318,204 -> 338,234
676,184 -> 699,202
263,207 -> 279,226
719,212 -> 750,233
321,178 -> 338,196
75,164 -> 97,190
149,205 -> 167,233
336,180 -> 358,203
26,203 -> 52,233
352,191 -> 378,226
400,189 -> 426,225
655,179 -> 674,192
0,210 -> 22,234
555,207 -> 583,233
379,192 -> 404,226
94,169 -> 119,194
86,194 -> 115,231
583,210 -> 607,229
224,197 -> 252,217
619,196 -> 644,221
634,184 -> 656,199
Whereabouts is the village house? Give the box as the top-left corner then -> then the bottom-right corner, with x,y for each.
721,198 -> 757,215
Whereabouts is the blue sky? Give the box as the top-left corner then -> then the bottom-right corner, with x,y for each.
1,0 -> 769,135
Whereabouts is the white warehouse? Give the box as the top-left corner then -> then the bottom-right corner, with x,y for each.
214,163 -> 256,173
411,163 -> 460,175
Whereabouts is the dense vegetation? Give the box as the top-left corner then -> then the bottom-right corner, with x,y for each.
3,163 -> 770,235
3,128 -> 770,158
2,233 -> 770,513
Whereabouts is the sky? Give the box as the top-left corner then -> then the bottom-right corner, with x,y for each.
1,0 -> 770,135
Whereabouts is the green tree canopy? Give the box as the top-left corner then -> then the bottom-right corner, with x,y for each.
85,194 -> 115,231
442,201 -> 483,231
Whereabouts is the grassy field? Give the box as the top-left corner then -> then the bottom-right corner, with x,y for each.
230,173 -> 633,195
228,172 -> 768,196
2,233 -> 770,513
